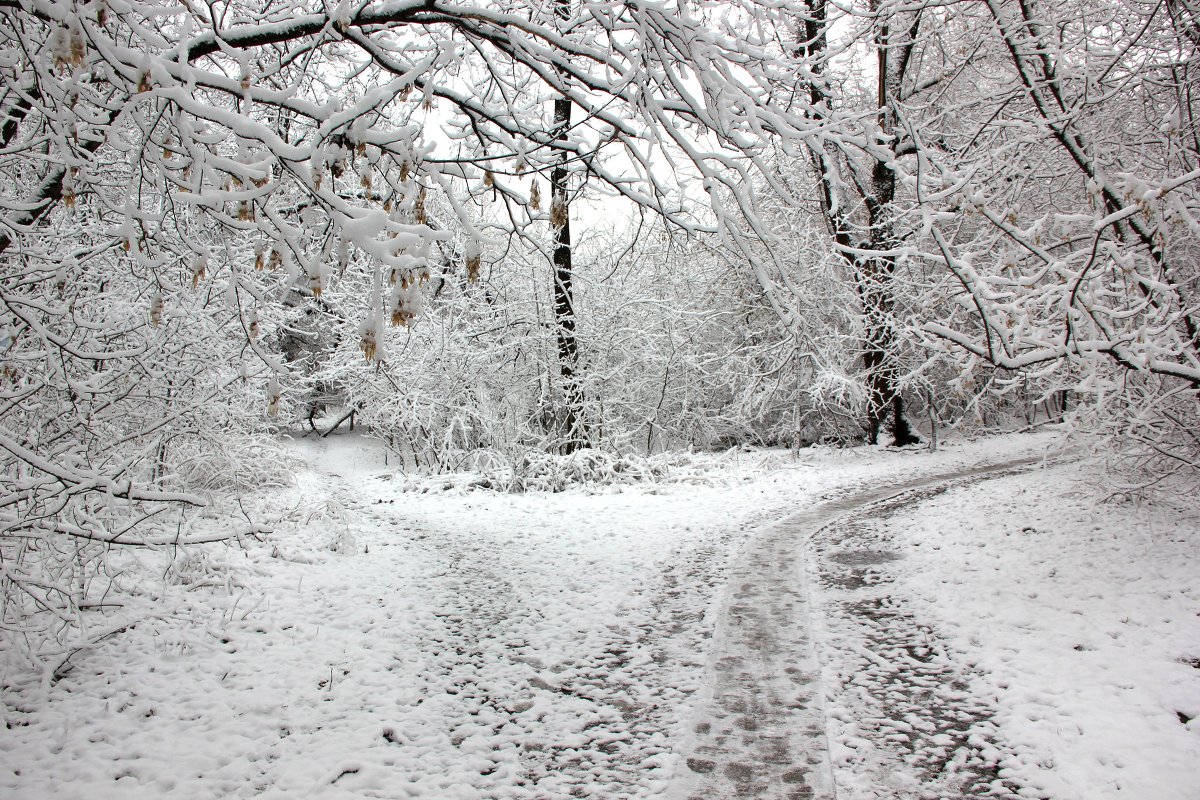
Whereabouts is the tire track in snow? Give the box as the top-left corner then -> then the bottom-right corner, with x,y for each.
668,454 -> 1049,800
812,487 -> 1025,800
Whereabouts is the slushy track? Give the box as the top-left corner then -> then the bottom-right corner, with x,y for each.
667,454 -> 1049,800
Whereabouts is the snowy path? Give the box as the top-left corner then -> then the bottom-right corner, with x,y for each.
209,439 -> 787,799
669,456 -> 1044,800
10,431 -> 1195,800
268,463 -> 716,799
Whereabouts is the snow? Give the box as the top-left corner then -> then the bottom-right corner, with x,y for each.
2,430 -> 1197,799
808,455 -> 1200,800
862,465 -> 1200,799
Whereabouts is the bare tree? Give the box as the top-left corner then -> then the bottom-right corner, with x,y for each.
548,0 -> 589,452
906,0 -> 1200,467
789,0 -> 924,444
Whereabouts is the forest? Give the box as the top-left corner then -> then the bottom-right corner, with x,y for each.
1,0 -> 1199,742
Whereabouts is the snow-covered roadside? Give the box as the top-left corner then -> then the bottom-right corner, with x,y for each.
1,430 -> 1067,799
809,459 -> 1200,800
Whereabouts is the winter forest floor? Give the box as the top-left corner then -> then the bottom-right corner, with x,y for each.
2,430 -> 1198,800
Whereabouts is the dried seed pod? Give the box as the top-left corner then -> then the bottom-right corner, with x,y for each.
191,255 -> 207,287
414,186 -> 427,224
360,330 -> 377,361
466,254 -> 481,283
529,181 -> 541,212
483,170 -> 495,188
266,376 -> 281,417
69,27 -> 86,67
62,167 -> 77,208
337,238 -> 350,273
149,292 -> 163,325
550,199 -> 567,229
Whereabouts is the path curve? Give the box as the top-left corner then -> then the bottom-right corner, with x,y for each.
666,453 -> 1050,800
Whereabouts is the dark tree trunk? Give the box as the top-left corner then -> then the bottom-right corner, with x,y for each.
549,7 -> 589,454
856,257 -> 919,446
800,0 -> 920,447
861,5 -> 921,446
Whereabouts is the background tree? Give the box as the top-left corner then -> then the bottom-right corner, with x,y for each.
787,0 -> 924,445
904,0 -> 1200,470
747,0 -> 1200,461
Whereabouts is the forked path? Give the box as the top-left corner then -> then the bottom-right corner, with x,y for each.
667,454 -> 1047,800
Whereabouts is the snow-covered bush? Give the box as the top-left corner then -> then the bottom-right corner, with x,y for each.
169,433 -> 301,494
397,446 -> 775,494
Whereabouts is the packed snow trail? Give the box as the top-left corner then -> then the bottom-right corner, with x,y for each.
809,484 -> 1024,800
668,455 -> 1045,800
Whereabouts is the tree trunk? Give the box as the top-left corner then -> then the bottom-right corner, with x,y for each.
860,19 -> 919,447
799,0 -> 920,446
550,1 -> 589,453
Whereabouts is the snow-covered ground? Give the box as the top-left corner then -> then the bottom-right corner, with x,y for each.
1,430 -> 1196,799
809,461 -> 1200,800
